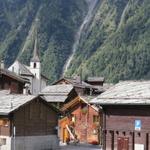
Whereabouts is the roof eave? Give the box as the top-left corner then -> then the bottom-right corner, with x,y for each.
91,103 -> 150,106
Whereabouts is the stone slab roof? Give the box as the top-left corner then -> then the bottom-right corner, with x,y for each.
20,63 -> 34,76
41,84 -> 73,94
87,77 -> 105,82
0,90 -> 36,115
0,68 -> 29,83
41,95 -> 68,103
9,60 -> 48,80
91,80 -> 150,105
40,85 -> 74,102
53,77 -> 97,89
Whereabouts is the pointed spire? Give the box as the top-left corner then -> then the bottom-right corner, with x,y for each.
31,19 -> 40,62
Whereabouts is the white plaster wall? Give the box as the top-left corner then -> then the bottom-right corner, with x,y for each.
0,136 -> 11,150
32,77 -> 46,95
8,61 -> 20,74
41,78 -> 47,91
30,62 -> 41,80
30,62 -> 42,95
8,61 -> 46,95
32,78 -> 40,95
11,135 -> 59,150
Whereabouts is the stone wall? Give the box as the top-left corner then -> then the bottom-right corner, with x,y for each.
11,135 -> 59,150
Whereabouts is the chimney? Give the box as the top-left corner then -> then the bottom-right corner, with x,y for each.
0,60 -> 4,69
76,75 -> 81,84
23,88 -> 27,95
23,83 -> 29,95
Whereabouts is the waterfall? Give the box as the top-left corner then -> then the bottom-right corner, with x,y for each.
62,0 -> 98,76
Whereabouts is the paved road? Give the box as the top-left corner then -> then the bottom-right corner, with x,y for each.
60,144 -> 101,150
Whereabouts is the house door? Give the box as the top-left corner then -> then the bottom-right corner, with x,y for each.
63,128 -> 69,143
117,137 -> 129,150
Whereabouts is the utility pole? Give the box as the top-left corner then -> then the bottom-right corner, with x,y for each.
13,126 -> 16,150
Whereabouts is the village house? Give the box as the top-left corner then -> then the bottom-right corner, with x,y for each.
91,80 -> 150,150
53,76 -> 105,96
59,96 -> 100,145
8,33 -> 48,95
50,77 -> 106,145
0,64 -> 59,150
0,90 -> 59,150
0,67 -> 29,94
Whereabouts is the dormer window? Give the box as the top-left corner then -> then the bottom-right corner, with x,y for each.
34,63 -> 36,68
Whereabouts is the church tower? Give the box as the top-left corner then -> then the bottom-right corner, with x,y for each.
30,20 -> 41,95
30,24 -> 41,80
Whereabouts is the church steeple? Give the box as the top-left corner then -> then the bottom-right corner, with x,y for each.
31,19 -> 40,62
30,18 -> 41,81
31,34 -> 40,62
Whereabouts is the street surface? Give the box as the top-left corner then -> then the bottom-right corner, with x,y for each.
60,143 -> 101,150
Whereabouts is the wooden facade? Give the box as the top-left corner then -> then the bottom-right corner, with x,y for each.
0,74 -> 24,93
90,81 -> 150,150
0,118 -> 10,136
0,96 -> 59,150
59,97 -> 100,145
12,97 -> 58,136
0,97 -> 58,137
0,69 -> 27,94
102,105 -> 150,150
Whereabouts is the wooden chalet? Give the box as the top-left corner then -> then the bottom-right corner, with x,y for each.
91,81 -> 150,150
59,96 -> 100,145
0,90 -> 59,150
0,68 -> 29,94
53,77 -> 104,95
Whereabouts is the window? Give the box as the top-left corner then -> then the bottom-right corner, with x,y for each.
34,63 -> 36,68
0,138 -> 6,145
0,119 -> 9,127
71,115 -> 76,123
93,115 -> 99,123
81,104 -> 88,114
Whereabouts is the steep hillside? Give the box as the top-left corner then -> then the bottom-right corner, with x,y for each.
66,0 -> 150,83
0,0 -> 88,82
1,0 -> 150,83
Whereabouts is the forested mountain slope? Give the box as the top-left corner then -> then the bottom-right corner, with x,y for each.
0,0 -> 88,82
66,0 -> 150,83
0,0 -> 150,83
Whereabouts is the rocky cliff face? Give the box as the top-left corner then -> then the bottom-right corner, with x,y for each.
0,0 -> 150,83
